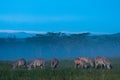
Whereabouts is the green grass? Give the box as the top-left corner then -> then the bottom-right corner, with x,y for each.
0,59 -> 120,80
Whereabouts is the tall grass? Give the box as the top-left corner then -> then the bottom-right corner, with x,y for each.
0,59 -> 120,80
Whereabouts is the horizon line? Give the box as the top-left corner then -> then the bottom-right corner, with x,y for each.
0,29 -> 118,35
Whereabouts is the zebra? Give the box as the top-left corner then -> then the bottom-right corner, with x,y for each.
78,57 -> 94,68
27,58 -> 45,70
94,56 -> 112,69
51,58 -> 59,69
12,58 -> 26,69
74,57 -> 87,69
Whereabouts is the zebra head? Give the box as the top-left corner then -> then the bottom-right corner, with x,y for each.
51,58 -> 59,69
13,58 -> 26,69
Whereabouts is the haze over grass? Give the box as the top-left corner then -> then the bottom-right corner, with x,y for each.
0,31 -> 120,60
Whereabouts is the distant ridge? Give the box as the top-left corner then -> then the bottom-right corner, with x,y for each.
0,30 -> 46,34
0,30 -> 119,38
0,30 -> 46,38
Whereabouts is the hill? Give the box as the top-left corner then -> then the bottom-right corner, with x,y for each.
0,32 -> 120,60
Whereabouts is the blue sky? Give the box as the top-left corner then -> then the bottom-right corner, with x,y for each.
0,0 -> 120,33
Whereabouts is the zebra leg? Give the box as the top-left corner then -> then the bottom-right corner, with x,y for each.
107,64 -> 111,69
95,63 -> 98,69
75,64 -> 78,69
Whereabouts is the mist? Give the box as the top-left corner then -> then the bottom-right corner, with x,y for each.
0,32 -> 120,60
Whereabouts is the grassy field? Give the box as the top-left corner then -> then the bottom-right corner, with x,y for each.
0,58 -> 120,80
